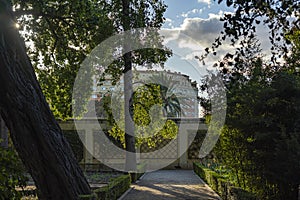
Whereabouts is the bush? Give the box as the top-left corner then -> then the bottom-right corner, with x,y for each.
129,162 -> 146,183
0,147 -> 28,199
82,174 -> 131,200
229,187 -> 258,200
217,178 -> 230,199
193,163 -> 258,200
78,193 -> 97,200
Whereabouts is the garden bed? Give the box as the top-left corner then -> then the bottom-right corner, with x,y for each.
79,174 -> 131,200
19,171 -> 129,200
20,162 -> 146,199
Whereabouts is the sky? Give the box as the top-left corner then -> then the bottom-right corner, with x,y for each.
157,0 -> 271,83
163,0 -> 231,28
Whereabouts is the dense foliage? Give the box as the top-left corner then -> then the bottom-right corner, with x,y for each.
193,163 -> 258,200
197,1 -> 300,199
14,0 -> 115,119
106,83 -> 178,148
203,32 -> 300,200
0,146 -> 27,199
215,70 -> 300,199
14,0 -> 171,120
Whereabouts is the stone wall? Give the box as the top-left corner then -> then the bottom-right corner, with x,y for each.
59,118 -> 207,170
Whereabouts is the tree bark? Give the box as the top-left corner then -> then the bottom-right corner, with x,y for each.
0,1 -> 91,199
0,116 -> 8,148
122,0 -> 137,171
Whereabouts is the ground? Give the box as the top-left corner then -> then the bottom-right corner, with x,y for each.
120,170 -> 221,200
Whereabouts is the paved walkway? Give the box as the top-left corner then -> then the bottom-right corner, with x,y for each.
120,170 -> 221,200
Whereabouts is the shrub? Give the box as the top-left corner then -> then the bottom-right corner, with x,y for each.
0,147 -> 28,199
129,162 -> 146,183
193,163 -> 258,200
78,194 -> 97,200
92,174 -> 131,200
229,187 -> 258,200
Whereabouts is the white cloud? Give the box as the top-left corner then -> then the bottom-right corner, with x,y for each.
165,18 -> 173,23
161,13 -> 273,73
164,18 -> 174,28
161,15 -> 232,69
181,8 -> 204,18
197,0 -> 212,5
180,17 -> 223,46
159,29 -> 180,44
208,10 -> 234,19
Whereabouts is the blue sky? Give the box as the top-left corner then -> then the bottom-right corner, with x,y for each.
155,0 -> 234,82
163,0 -> 233,28
154,0 -> 270,83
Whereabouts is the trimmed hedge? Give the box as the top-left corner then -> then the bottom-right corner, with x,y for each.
78,193 -> 97,200
130,162 -> 147,182
79,174 -> 131,200
193,163 -> 258,200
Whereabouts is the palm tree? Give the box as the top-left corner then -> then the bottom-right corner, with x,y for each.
147,71 -> 184,118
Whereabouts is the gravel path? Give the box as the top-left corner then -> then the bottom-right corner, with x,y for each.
120,170 -> 221,200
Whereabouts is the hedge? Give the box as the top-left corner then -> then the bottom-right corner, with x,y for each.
79,174 -> 131,200
193,163 -> 259,200
129,162 -> 147,183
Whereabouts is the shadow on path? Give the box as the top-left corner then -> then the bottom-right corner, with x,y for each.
120,170 -> 221,200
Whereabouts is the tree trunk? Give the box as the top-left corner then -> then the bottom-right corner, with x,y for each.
123,53 -> 137,171
122,0 -> 137,171
0,1 -> 91,199
0,116 -> 8,148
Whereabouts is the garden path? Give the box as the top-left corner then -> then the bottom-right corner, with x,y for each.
119,170 -> 221,200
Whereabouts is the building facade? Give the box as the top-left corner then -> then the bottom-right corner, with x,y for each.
90,70 -> 199,118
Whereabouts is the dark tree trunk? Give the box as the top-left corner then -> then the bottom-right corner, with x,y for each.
0,1 -> 91,199
0,116 -> 8,148
123,53 -> 137,171
122,0 -> 137,171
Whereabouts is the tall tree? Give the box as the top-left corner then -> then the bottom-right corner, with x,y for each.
121,0 -> 136,171
0,0 -> 91,199
101,0 -> 170,171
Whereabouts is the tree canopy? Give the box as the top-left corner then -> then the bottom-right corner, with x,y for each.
14,0 -> 115,119
199,0 -> 300,66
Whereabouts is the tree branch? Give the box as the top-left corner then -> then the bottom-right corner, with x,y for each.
13,9 -> 40,17
13,9 -> 72,23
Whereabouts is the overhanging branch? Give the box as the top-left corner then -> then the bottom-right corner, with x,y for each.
13,9 -> 40,17
13,9 -> 72,23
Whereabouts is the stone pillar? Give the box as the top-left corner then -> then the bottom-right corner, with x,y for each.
178,129 -> 188,168
84,128 -> 94,164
